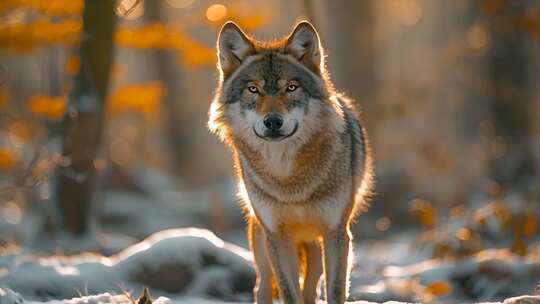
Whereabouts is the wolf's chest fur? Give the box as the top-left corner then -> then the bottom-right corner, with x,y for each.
235,107 -> 360,237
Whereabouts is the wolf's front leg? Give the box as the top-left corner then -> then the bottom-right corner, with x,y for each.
322,227 -> 351,304
248,219 -> 274,304
263,231 -> 303,304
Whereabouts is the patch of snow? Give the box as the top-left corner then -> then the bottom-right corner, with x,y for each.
0,228 -> 254,301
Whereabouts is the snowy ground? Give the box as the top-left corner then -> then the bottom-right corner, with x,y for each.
1,170 -> 539,303
2,288 -> 540,304
0,227 -> 539,304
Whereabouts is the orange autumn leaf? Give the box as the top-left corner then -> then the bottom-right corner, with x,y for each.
410,198 -> 437,229
0,0 -> 83,16
225,11 -> 269,32
425,281 -> 452,297
26,95 -> 67,120
524,214 -> 537,236
0,148 -> 17,171
64,55 -> 80,75
115,23 -> 215,68
0,88 -> 9,109
0,17 -> 82,52
108,82 -> 164,119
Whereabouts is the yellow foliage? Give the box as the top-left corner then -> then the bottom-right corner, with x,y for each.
115,23 -> 215,68
0,148 -> 17,172
225,10 -> 269,33
0,17 -> 82,52
108,82 -> 164,119
0,0 -> 83,16
26,95 -> 67,120
424,281 -> 452,297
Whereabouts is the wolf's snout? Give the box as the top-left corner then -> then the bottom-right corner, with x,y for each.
263,113 -> 283,131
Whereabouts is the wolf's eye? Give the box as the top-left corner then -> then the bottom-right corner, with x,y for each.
286,84 -> 298,92
247,86 -> 259,94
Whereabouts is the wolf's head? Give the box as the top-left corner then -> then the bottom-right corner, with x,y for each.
209,21 -> 343,150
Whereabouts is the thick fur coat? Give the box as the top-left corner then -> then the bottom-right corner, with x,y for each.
208,21 -> 374,304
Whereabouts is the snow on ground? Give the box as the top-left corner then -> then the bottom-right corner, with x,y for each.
1,287 -> 539,304
350,233 -> 540,303
0,228 -> 255,302
0,227 -> 539,304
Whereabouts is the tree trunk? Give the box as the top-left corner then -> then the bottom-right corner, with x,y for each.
486,2 -> 537,191
315,0 -> 376,111
56,0 -> 116,235
144,1 -> 186,176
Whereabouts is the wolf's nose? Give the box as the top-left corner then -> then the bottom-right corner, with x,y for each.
263,113 -> 283,131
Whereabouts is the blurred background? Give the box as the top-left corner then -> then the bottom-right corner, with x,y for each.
0,0 -> 539,303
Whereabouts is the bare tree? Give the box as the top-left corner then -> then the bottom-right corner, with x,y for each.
144,0 -> 187,176
486,2 -> 537,191
313,0 -> 376,112
56,0 -> 116,235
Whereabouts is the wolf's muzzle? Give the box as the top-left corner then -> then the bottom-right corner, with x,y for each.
263,113 -> 284,131
254,120 -> 298,142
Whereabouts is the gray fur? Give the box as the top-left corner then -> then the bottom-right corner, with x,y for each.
209,21 -> 374,304
224,52 -> 327,108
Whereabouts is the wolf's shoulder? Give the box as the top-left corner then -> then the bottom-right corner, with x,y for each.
334,93 -> 369,173
335,94 -> 366,144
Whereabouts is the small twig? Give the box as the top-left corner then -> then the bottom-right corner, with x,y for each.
118,0 -> 143,17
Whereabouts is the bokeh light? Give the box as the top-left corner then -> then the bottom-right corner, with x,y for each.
376,216 -> 391,232
206,4 -> 227,22
2,201 -> 22,224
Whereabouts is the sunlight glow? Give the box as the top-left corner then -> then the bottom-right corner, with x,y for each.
2,201 -> 22,224
206,4 -> 227,22
376,217 -> 391,231
54,266 -> 79,276
456,227 -> 471,241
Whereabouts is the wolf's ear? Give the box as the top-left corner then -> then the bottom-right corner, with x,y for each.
217,22 -> 254,77
285,21 -> 323,73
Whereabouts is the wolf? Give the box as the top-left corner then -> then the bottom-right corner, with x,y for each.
208,20 -> 374,304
